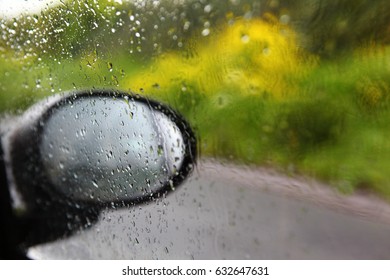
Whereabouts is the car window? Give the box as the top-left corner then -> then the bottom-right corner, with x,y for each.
2,0 -> 390,259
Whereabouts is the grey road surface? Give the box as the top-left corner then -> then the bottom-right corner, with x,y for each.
29,160 -> 390,259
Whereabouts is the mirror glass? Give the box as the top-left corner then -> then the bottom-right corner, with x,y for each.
39,96 -> 185,203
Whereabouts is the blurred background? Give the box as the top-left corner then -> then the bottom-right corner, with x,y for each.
1,0 -> 390,199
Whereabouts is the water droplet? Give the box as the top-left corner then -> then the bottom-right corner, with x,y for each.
35,79 -> 41,89
92,180 -> 99,188
107,62 -> 113,72
201,28 -> 210,36
111,75 -> 119,85
204,4 -> 212,13
280,14 -> 291,25
183,21 -> 190,31
157,145 -> 164,156
241,34 -> 250,43
77,127 -> 86,137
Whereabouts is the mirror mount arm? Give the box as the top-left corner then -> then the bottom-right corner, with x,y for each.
0,143 -> 29,259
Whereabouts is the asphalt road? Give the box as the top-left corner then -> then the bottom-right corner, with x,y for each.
29,160 -> 390,259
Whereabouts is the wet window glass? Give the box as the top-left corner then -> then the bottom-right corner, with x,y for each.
1,0 -> 390,259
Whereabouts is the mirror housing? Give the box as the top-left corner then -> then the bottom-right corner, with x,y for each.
2,89 -> 196,246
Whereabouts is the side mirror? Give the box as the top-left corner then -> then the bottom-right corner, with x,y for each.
1,89 -> 196,247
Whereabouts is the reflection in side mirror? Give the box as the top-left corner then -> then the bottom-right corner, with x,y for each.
3,89 -> 196,246
10,90 -> 196,206
40,95 -> 187,203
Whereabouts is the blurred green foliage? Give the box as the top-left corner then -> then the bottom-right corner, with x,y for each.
2,0 -> 390,199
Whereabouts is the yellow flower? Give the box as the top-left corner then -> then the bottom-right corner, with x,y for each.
125,17 -> 316,99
